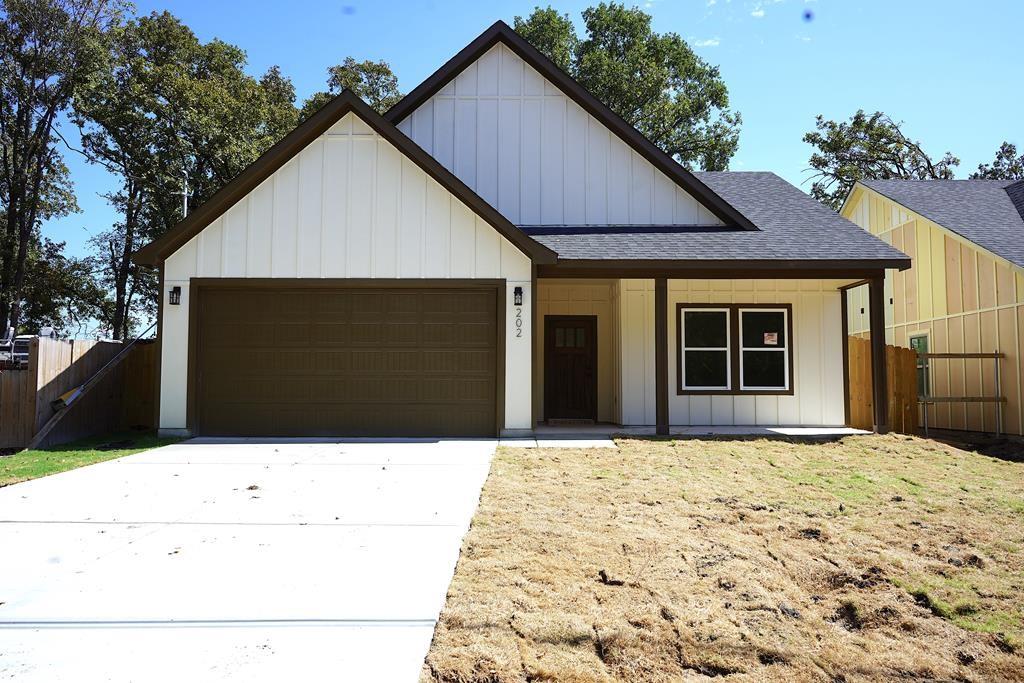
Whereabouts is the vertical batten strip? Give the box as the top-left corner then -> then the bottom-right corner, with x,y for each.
319,131 -> 328,278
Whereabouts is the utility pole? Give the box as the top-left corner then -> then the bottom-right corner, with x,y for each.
178,170 -> 191,218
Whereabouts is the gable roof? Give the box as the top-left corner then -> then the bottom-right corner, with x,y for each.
384,20 -> 759,232
857,179 -> 1024,269
133,90 -> 557,266
524,172 -> 910,269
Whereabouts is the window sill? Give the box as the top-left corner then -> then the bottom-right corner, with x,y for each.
677,388 -> 794,396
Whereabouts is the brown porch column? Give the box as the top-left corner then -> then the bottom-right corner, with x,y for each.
655,277 -> 669,435
869,275 -> 889,433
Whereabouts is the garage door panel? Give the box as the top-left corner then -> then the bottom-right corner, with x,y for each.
196,286 -> 498,437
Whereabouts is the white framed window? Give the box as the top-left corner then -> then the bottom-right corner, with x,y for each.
679,308 -> 731,391
738,308 -> 789,391
909,333 -> 930,397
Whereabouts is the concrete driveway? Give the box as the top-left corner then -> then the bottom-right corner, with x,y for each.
0,439 -> 496,682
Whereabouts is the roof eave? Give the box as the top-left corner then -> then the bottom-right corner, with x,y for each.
546,257 -> 912,272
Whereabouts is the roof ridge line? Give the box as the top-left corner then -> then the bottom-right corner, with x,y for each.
384,20 -> 760,232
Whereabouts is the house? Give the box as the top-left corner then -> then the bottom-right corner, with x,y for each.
842,178 -> 1024,436
133,21 -> 908,439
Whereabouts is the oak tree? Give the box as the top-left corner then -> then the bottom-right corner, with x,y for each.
803,110 -> 959,210
514,3 -> 741,170
970,142 -> 1023,180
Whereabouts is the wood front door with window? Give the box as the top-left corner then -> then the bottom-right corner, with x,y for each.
544,315 -> 597,421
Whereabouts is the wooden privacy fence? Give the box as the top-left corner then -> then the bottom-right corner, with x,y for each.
847,337 -> 918,434
0,337 -> 157,450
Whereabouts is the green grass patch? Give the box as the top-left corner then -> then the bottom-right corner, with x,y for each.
0,431 -> 182,487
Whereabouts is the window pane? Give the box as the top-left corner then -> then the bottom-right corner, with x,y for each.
577,328 -> 586,348
742,350 -> 786,388
910,336 -> 929,395
684,311 -> 728,348
742,311 -> 786,348
555,328 -> 564,347
685,350 -> 728,387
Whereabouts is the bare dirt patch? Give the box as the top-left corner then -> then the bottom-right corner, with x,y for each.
421,434 -> 1024,682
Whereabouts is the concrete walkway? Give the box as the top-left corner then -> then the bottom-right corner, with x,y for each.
0,439 -> 497,682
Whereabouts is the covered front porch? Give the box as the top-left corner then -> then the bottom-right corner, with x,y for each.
532,267 -> 890,435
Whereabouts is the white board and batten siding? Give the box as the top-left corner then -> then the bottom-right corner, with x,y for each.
396,43 -> 723,227
161,112 -> 533,434
617,279 -> 847,427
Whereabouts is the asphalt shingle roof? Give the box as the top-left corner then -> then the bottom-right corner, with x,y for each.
861,179 -> 1024,269
522,172 -> 909,266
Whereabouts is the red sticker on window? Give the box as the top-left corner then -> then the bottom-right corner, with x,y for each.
763,332 -> 778,346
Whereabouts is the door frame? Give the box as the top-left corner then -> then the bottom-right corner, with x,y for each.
908,331 -> 931,398
185,278 -> 506,437
543,314 -> 598,422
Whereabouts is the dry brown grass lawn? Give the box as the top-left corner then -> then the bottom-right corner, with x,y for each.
422,434 -> 1024,682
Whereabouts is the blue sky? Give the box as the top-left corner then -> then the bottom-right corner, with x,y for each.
46,0 -> 1022,258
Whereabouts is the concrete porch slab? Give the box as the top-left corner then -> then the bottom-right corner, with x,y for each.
528,424 -> 870,439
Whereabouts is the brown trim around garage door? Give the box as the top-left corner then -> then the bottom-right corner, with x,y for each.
185,278 -> 506,437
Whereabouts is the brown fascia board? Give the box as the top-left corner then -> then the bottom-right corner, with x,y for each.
386,20 -> 759,232
133,90 -> 556,266
537,258 -> 908,279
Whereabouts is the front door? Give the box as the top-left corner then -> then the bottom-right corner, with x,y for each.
544,315 -> 597,421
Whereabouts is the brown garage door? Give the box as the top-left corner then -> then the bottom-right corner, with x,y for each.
194,285 -> 499,437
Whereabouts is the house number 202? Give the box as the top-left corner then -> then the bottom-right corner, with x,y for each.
514,307 -> 523,338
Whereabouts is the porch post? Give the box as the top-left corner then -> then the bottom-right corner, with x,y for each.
655,277 -> 669,435
868,275 -> 889,433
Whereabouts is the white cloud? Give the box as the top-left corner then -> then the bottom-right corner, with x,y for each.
691,36 -> 721,47
749,0 -> 784,18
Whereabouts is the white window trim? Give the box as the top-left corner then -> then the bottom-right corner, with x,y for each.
738,307 -> 789,392
680,307 -> 731,391
909,331 -> 931,397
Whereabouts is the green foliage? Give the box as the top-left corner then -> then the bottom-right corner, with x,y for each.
803,110 -> 959,210
513,6 -> 577,72
514,3 -> 741,170
970,142 -> 1024,180
72,10 -> 300,338
301,57 -> 402,120
18,238 -> 104,335
0,0 -> 126,334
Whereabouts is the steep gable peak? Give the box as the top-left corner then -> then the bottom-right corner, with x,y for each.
386,20 -> 757,231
